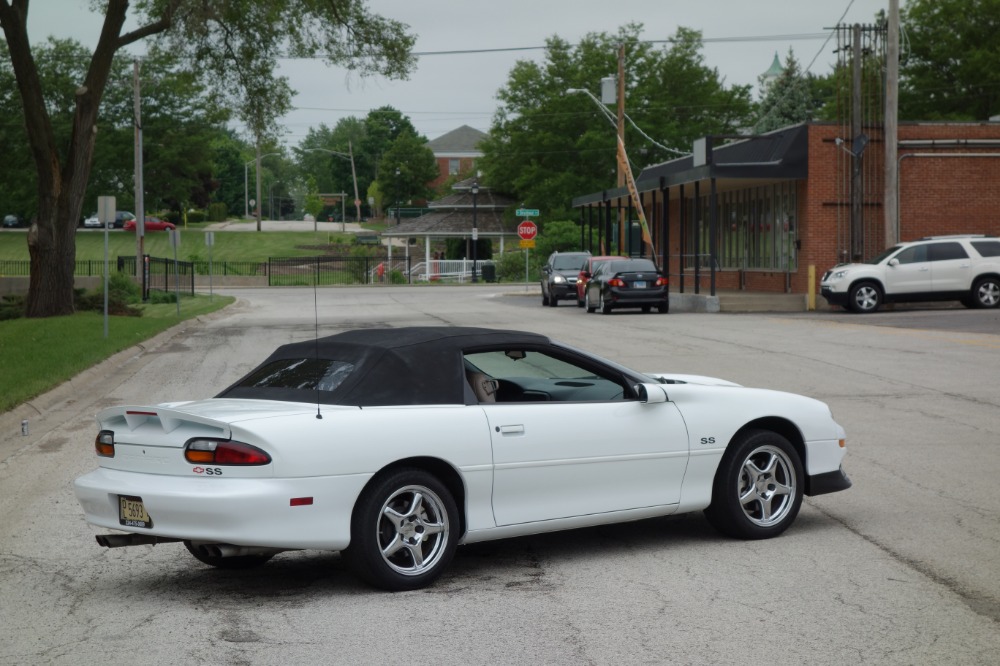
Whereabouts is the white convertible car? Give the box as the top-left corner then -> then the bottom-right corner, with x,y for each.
74,327 -> 850,590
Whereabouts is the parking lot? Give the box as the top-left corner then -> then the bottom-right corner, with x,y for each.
1,285 -> 998,665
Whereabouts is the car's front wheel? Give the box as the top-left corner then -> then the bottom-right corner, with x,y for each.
848,281 -> 881,313
705,429 -> 804,539
585,290 -> 596,313
971,276 -> 1000,308
345,469 -> 458,591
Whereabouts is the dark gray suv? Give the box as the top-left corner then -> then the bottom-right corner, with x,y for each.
540,251 -> 590,307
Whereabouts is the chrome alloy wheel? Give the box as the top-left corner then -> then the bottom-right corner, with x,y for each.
737,445 -> 797,527
976,279 -> 1000,307
376,485 -> 450,576
851,284 -> 880,312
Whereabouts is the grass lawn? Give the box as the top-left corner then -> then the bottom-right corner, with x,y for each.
0,294 -> 233,413
0,227 -> 381,263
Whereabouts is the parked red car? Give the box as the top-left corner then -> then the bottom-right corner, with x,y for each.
575,255 -> 628,307
123,217 -> 176,232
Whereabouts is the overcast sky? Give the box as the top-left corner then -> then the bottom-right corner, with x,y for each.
30,0 -> 889,142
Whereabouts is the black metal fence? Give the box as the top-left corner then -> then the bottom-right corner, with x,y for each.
2,254 -> 413,288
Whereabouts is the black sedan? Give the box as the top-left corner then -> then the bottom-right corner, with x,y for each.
585,258 -> 669,314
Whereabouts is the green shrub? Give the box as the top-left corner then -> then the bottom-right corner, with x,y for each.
495,249 -> 541,282
75,273 -> 143,316
207,202 -> 228,222
0,294 -> 25,321
146,290 -> 177,304
186,210 -> 207,224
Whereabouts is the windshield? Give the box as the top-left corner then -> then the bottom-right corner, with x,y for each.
865,245 -> 903,265
552,255 -> 588,270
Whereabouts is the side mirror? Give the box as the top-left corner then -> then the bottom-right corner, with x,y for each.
888,258 -> 899,267
634,383 -> 668,404
581,271 -> 591,279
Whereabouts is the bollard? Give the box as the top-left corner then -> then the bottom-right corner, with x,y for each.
21,420 -> 29,436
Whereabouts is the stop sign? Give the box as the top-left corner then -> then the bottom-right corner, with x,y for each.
517,221 -> 538,240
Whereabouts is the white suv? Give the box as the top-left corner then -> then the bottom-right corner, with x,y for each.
820,235 -> 1000,313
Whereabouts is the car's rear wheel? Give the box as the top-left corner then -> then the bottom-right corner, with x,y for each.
971,276 -> 1000,308
345,469 -> 458,591
705,429 -> 804,539
657,301 -> 669,314
183,540 -> 275,569
600,292 -> 613,314
848,281 -> 881,313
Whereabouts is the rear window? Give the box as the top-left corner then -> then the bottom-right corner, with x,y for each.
552,255 -> 588,270
607,260 -> 657,273
971,240 -> 1000,258
235,358 -> 355,391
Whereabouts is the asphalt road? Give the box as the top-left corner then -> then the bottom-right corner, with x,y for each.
1,286 -> 998,665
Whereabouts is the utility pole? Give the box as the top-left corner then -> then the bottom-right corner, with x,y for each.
133,60 -> 144,280
349,140 -> 361,224
616,43 -> 626,253
255,141 -> 263,232
884,0 -> 900,247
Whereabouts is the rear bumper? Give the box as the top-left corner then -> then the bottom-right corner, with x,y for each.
607,287 -> 668,307
73,467 -> 371,550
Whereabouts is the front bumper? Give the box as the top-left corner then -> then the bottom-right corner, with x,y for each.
820,285 -> 849,306
805,467 -> 852,496
73,467 -> 371,550
548,281 -> 578,300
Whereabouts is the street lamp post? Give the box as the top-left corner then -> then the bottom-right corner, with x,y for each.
471,180 -> 479,283
394,168 -> 401,226
302,146 -> 360,228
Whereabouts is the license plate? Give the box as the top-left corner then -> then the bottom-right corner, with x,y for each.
119,495 -> 153,529
633,281 -> 647,289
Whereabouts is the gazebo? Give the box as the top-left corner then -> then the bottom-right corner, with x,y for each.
381,177 -> 518,280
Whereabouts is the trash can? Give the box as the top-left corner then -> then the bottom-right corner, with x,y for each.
481,263 -> 497,283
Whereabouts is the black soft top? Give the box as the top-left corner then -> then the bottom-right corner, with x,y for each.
217,326 -> 551,406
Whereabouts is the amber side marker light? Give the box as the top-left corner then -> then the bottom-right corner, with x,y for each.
839,439 -> 846,448
184,439 -> 271,465
95,430 -> 115,457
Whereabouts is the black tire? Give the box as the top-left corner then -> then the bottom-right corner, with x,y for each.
657,301 -> 669,314
971,276 -> 1000,308
600,292 -> 613,314
585,290 -> 596,313
848,281 -> 882,313
541,289 -> 549,306
183,540 -> 274,570
704,429 -> 804,540
577,297 -> 585,308
548,294 -> 559,307
344,468 -> 458,591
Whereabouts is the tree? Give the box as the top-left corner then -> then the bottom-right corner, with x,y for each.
900,0 -> 1000,120
753,49 -> 814,133
479,25 -> 753,222
0,0 -> 415,317
377,132 -> 439,209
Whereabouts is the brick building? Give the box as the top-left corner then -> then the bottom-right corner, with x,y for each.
426,125 -> 488,191
571,121 -> 1000,297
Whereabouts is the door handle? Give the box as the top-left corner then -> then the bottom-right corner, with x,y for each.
498,424 -> 525,435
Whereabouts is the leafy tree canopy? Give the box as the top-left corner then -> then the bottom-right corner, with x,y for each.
900,0 -> 1000,120
0,0 -> 416,317
479,24 -> 753,223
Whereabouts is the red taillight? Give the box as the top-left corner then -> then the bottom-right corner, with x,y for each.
608,278 -> 626,287
184,439 -> 271,466
95,430 -> 115,457
655,277 -> 669,286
